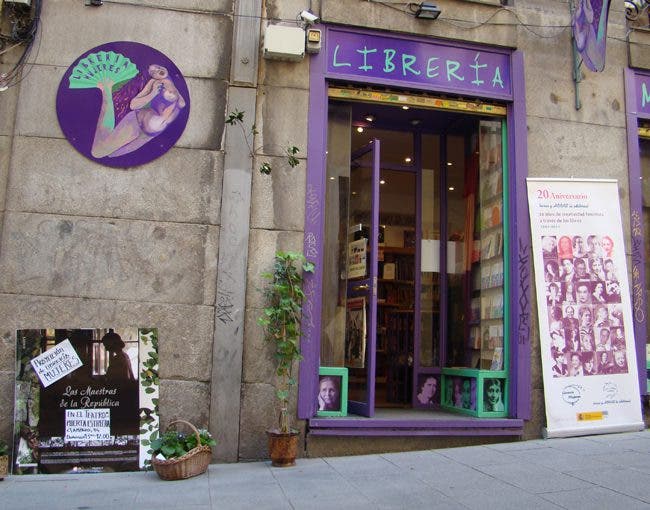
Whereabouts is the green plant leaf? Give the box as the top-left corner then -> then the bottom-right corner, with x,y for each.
259,162 -> 272,175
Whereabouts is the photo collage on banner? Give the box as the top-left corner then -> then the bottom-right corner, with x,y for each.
527,179 -> 643,437
13,328 -> 159,474
542,233 -> 627,378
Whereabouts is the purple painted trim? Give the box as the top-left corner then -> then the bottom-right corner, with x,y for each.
508,51 -> 532,419
309,417 -> 523,428
309,428 -> 523,437
367,140 -> 381,415
624,68 -> 649,395
298,47 -> 329,419
308,417 -> 524,436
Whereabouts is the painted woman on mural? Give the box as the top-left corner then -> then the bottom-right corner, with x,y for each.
68,52 -> 186,158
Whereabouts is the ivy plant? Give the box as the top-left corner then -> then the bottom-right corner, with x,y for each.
225,109 -> 300,175
258,251 -> 314,434
138,329 -> 159,468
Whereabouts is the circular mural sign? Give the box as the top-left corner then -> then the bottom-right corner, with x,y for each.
56,41 -> 190,168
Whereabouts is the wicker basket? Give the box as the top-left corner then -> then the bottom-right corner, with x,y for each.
151,420 -> 212,481
0,455 -> 8,480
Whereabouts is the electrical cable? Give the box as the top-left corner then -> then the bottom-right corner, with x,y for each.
0,0 -> 42,90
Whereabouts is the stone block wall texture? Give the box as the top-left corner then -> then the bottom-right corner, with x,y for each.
0,0 -> 646,462
0,0 -> 233,450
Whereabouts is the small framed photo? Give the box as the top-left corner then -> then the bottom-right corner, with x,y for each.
316,367 -> 348,417
482,377 -> 506,413
415,373 -> 439,407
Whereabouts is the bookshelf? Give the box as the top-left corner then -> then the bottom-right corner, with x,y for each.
377,246 -> 416,406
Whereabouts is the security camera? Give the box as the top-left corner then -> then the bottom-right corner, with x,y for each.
300,10 -> 319,24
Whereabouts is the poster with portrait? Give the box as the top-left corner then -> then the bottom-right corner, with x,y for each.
347,239 -> 367,279
13,328 -> 159,474
345,297 -> 366,368
316,367 -> 348,417
527,179 -> 643,437
56,42 -> 190,168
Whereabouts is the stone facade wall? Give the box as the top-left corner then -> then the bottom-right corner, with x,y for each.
0,0 -> 645,463
0,0 -> 232,452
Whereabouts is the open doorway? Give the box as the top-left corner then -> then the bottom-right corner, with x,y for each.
320,91 -> 507,418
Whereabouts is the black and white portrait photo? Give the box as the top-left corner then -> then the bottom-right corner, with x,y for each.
483,378 -> 505,412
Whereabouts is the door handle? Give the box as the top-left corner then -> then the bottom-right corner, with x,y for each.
353,284 -> 369,291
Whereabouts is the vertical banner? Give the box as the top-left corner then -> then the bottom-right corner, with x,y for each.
527,179 -> 644,437
13,328 -> 159,474
571,0 -> 611,72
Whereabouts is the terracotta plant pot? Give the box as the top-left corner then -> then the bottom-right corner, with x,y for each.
0,455 -> 8,480
267,429 -> 299,467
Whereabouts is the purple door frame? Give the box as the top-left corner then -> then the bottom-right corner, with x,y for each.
624,68 -> 649,395
299,25 -> 531,422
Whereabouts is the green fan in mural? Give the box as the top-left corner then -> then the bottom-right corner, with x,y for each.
68,50 -> 186,159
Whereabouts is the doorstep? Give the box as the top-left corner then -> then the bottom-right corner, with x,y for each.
308,408 -> 524,436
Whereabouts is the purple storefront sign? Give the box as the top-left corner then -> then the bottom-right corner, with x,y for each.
57,41 -> 190,169
326,29 -> 512,99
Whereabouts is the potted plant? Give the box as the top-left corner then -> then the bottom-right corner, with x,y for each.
149,420 -> 215,480
259,251 -> 314,467
0,439 -> 8,480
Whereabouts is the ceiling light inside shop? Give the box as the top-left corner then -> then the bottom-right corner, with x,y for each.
365,114 -> 375,122
404,157 -> 412,163
356,126 -> 364,133
380,179 -> 386,184
448,186 -> 455,191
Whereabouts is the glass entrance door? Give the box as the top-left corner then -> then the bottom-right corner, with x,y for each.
345,141 -> 380,417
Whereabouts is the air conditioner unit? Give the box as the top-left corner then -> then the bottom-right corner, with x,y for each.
263,24 -> 305,62
5,0 -> 32,6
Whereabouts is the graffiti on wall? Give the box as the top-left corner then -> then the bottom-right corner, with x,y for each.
517,237 -> 531,345
631,210 -> 646,325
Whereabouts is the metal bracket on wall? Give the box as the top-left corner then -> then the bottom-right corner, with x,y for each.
570,1 -> 582,111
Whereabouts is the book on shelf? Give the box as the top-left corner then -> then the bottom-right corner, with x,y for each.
470,297 -> 481,322
480,264 -> 491,289
481,296 -> 490,319
472,239 -> 481,263
470,326 -> 481,349
492,293 -> 503,319
490,260 -> 503,288
383,263 -> 395,280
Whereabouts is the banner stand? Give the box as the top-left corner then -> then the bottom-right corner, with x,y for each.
527,178 -> 643,438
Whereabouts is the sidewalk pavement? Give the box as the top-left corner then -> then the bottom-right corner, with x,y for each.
1,430 -> 649,510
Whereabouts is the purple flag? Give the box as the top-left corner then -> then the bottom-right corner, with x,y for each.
572,0 -> 612,72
